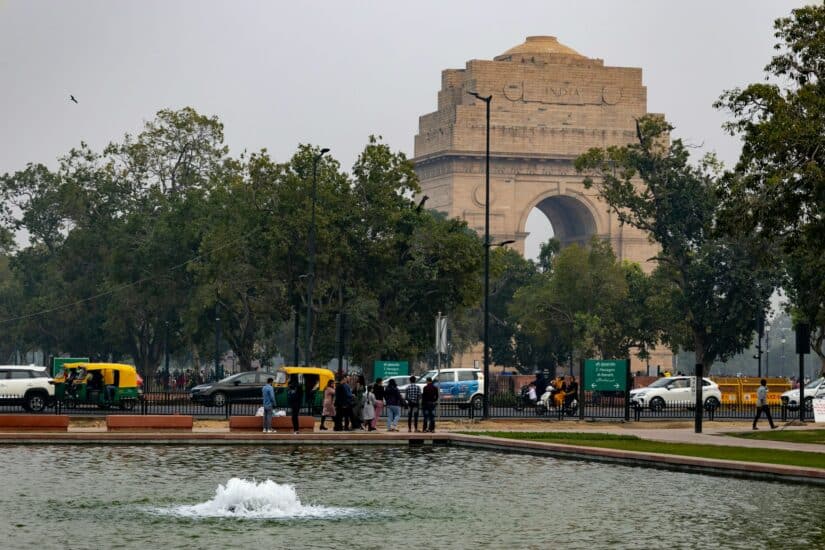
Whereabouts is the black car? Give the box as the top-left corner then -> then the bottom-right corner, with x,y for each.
190,371 -> 277,407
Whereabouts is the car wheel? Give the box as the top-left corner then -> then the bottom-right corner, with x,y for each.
25,392 -> 48,413
212,392 -> 227,407
471,395 -> 483,411
120,399 -> 136,411
804,397 -> 813,412
63,397 -> 77,409
649,397 -> 665,412
704,397 -> 720,411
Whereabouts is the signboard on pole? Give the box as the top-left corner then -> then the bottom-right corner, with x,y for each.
374,360 -> 409,380
813,398 -> 825,423
436,316 -> 448,354
52,357 -> 89,377
584,359 -> 628,392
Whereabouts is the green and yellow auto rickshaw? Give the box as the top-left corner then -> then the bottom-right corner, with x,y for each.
54,362 -> 141,410
272,366 -> 335,413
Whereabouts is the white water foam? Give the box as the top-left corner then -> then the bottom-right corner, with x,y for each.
152,478 -> 359,519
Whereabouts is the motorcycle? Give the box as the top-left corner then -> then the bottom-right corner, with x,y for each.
536,386 -> 578,416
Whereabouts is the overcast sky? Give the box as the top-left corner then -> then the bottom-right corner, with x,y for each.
0,0 -> 808,257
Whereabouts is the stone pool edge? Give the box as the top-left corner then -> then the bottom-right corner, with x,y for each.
1,431 -> 823,486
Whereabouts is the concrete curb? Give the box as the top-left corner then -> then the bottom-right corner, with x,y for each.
1,431 -> 822,486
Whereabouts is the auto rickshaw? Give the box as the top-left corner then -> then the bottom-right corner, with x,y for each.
272,366 -> 335,413
54,362 -> 141,410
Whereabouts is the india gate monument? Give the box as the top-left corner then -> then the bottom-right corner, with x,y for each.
413,36 -> 658,270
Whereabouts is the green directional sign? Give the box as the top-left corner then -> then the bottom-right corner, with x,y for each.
584,359 -> 628,392
373,360 -> 409,380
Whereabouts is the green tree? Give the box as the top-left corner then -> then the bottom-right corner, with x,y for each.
575,116 -> 776,372
715,4 -> 825,374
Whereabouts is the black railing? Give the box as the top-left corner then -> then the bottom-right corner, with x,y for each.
0,390 -> 817,423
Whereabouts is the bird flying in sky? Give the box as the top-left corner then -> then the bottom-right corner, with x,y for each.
69,95 -> 78,104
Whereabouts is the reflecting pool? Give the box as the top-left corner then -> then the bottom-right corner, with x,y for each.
1,445 -> 823,549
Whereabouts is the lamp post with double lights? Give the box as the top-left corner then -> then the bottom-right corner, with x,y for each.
467,90 -> 493,418
305,147 -> 330,366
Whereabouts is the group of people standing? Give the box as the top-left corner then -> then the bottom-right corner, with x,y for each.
321,374 -> 439,433
261,373 -> 441,434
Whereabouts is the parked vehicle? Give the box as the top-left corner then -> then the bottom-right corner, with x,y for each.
272,366 -> 335,412
781,377 -> 825,411
414,368 -> 484,410
0,365 -> 54,412
629,376 -> 721,411
54,362 -> 140,410
190,371 -> 278,407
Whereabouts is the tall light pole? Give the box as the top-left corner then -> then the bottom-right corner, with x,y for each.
468,90 -> 492,419
305,147 -> 330,366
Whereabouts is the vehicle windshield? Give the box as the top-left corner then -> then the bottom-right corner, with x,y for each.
646,378 -> 673,388
418,371 -> 439,382
805,377 -> 824,389
274,371 -> 288,384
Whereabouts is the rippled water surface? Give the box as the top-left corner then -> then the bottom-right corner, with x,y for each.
1,444 -> 823,549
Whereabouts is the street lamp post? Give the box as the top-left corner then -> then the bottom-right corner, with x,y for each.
468,91 -> 492,419
305,148 -> 330,366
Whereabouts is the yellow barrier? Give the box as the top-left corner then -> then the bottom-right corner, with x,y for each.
713,377 -> 742,405
734,377 -> 790,405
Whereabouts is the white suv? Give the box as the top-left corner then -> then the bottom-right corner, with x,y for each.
0,365 -> 55,412
629,376 -> 721,411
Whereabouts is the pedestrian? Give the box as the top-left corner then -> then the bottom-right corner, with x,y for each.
752,378 -> 776,430
262,377 -> 276,433
421,377 -> 438,433
405,375 -> 421,432
534,372 -> 547,401
362,386 -> 377,431
287,374 -> 302,434
563,375 -> 579,414
372,378 -> 385,430
385,378 -> 402,431
334,376 -> 352,431
352,375 -> 366,430
320,379 -> 335,431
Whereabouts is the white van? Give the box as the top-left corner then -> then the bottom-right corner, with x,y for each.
414,368 -> 484,410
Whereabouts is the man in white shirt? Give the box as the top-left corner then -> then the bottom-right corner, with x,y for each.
752,378 -> 776,430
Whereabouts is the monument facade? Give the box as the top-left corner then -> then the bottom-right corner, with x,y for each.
413,36 -> 658,269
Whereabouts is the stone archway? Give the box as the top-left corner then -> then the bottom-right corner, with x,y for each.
412,35 -> 657,271
522,192 -> 600,249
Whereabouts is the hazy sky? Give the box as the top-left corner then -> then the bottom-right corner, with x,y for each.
0,0 -> 808,257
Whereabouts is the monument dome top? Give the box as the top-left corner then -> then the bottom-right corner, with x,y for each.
496,36 -> 584,59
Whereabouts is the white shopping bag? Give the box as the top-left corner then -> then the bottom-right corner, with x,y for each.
255,406 -> 264,417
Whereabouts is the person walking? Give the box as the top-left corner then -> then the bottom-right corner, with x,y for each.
385,378 -> 402,432
261,377 -> 276,433
320,379 -> 335,431
753,378 -> 776,430
405,375 -> 421,432
421,377 -> 438,433
287,374 -> 302,434
372,378 -> 385,431
362,386 -> 377,431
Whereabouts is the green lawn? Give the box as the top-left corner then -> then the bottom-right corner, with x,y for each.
470,431 -> 825,470
729,429 -> 825,445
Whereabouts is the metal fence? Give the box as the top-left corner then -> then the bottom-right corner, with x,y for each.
0,390 -> 816,423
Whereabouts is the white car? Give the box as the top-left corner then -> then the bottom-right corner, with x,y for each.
781,377 -> 825,411
0,365 -> 55,412
629,376 -> 721,412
